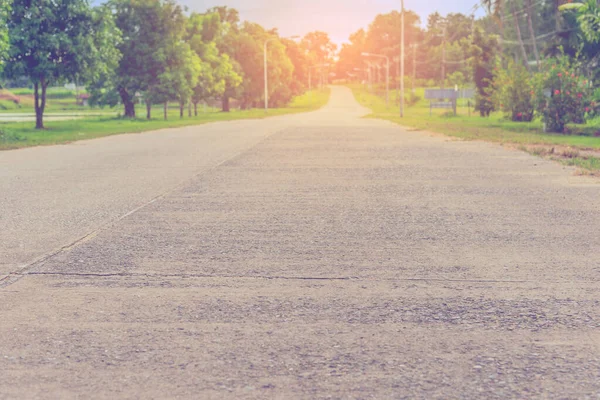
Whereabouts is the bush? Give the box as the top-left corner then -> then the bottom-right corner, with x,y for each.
492,59 -> 535,122
534,56 -> 591,133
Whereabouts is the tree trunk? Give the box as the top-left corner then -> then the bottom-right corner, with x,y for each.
525,0 -> 540,69
146,101 -> 152,120
119,88 -> 136,118
511,1 -> 530,71
188,99 -> 192,117
179,101 -> 184,118
194,102 -> 198,116
555,0 -> 561,31
33,78 -> 48,129
222,96 -> 230,112
34,82 -> 42,129
164,102 -> 168,120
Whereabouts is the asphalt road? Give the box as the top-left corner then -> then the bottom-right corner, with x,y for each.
1,87 -> 599,399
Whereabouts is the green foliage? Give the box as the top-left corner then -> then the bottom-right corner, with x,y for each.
446,71 -> 467,88
491,59 -> 535,122
0,99 -> 20,110
150,41 -> 202,118
186,12 -> 241,109
0,0 -> 9,72
471,28 -> 499,117
561,0 -> 600,43
5,0 -> 120,128
109,0 -> 187,117
533,56 -> 592,133
0,126 -> 24,143
0,89 -> 331,150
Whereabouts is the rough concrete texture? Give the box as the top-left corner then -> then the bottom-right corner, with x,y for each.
1,87 -> 599,399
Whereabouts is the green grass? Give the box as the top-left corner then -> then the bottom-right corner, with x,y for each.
0,88 -> 331,150
563,156 -> 600,172
0,100 -> 21,110
351,84 -> 600,173
1,87 -> 103,113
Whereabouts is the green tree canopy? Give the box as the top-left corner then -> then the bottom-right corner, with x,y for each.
187,12 -> 241,114
0,0 -> 9,73
5,0 -> 121,129
109,0 -> 186,118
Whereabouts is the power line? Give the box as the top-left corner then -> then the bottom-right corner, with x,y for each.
501,29 -> 575,45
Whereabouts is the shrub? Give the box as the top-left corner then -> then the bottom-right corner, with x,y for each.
492,59 -> 535,122
533,56 -> 591,133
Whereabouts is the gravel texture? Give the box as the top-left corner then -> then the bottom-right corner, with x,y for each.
1,87 -> 599,399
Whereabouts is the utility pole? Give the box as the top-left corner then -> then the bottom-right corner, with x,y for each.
400,0 -> 405,117
264,39 -> 273,112
394,56 -> 400,100
412,43 -> 417,94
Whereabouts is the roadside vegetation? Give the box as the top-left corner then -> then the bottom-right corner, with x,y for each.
1,1 -> 336,131
336,0 -> 600,175
0,88 -> 330,150
351,85 -> 600,174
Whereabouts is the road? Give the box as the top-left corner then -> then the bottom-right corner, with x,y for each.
1,86 -> 599,399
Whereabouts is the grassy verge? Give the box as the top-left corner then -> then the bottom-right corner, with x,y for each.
0,88 -> 330,150
350,84 -> 600,174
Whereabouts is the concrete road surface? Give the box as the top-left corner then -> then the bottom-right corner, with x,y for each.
1,87 -> 599,399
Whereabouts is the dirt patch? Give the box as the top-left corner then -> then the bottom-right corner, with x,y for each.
505,143 -> 600,176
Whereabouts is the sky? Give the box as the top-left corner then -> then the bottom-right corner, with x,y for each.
190,0 -> 486,44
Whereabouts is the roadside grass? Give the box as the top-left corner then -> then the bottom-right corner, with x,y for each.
350,84 -> 600,173
0,88 -> 331,150
1,87 -> 93,112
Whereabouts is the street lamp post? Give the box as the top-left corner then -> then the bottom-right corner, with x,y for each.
400,0 -> 405,117
362,52 -> 390,106
264,38 -> 276,112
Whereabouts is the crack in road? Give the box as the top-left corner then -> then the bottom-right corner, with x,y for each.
3,270 -> 590,285
0,130 -> 297,290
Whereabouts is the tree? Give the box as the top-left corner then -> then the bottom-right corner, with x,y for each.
336,29 -> 367,81
110,0 -> 185,118
302,31 -> 337,63
471,27 -> 500,116
186,12 -> 241,115
209,6 -> 246,112
5,0 -> 121,129
242,23 -> 294,108
561,0 -> 600,43
147,41 -> 201,120
0,0 -> 9,73
282,37 -> 310,95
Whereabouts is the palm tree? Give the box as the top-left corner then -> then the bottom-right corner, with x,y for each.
561,0 -> 600,43
482,0 -> 541,69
